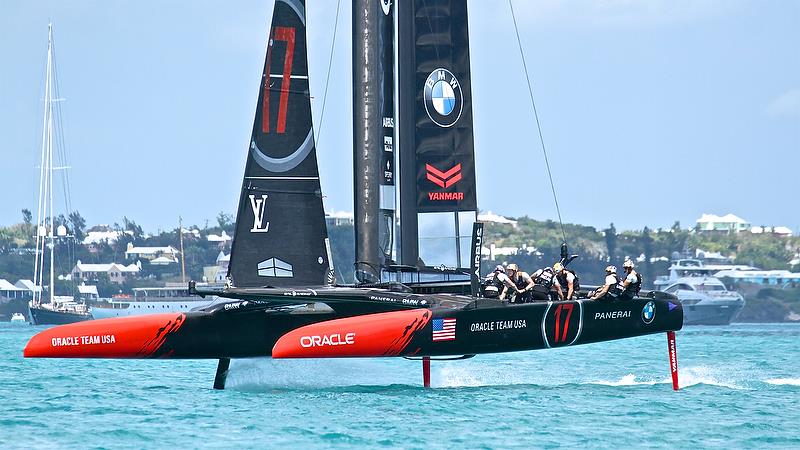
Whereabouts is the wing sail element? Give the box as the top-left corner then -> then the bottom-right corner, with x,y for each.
227,0 -> 332,288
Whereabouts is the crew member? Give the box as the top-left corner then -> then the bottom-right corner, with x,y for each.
531,265 -> 559,301
554,262 -> 579,300
506,263 -> 535,303
618,260 -> 642,300
483,265 -> 520,300
589,265 -> 619,301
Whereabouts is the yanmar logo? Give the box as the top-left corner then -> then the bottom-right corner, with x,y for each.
426,163 -> 462,188
299,332 -> 355,348
426,163 -> 465,201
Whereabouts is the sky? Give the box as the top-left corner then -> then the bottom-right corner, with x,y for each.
1,0 -> 798,234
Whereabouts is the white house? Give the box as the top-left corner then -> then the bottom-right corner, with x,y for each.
206,230 -> 232,244
71,260 -> 141,285
203,251 -> 230,284
696,213 -> 750,233
125,243 -> 180,263
77,284 -> 99,301
750,226 -> 793,236
326,211 -> 354,227
82,229 -> 123,245
478,211 -> 518,227
0,279 -> 27,299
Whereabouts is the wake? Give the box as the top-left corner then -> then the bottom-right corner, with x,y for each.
222,359 -> 796,391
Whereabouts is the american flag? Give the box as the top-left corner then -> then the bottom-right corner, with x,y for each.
432,318 -> 456,342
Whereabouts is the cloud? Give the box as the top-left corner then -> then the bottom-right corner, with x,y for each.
766,89 -> 800,117
507,0 -> 739,27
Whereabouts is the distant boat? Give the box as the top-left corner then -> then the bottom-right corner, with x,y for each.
27,24 -> 91,325
655,259 -> 745,325
11,313 -> 27,324
91,286 -> 220,319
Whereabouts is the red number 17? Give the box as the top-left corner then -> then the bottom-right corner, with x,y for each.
554,303 -> 574,343
262,26 -> 296,134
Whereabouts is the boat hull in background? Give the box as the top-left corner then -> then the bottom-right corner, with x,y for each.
29,306 -> 92,325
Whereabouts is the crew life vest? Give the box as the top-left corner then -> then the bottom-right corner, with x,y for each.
606,273 -> 622,297
512,273 -> 530,291
621,271 -> 642,297
534,267 -> 556,289
482,272 -> 505,298
556,269 -> 581,294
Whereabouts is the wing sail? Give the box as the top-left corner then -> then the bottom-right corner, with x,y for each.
228,0 -> 332,288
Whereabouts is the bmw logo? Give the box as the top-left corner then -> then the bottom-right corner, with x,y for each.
423,68 -> 464,128
642,301 -> 656,324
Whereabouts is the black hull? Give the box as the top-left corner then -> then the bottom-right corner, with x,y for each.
29,306 -> 92,325
25,287 -> 683,360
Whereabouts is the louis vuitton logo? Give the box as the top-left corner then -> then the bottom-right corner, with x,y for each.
249,194 -> 270,233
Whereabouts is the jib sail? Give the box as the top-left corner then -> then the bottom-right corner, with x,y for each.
227,0 -> 332,288
398,0 -> 478,271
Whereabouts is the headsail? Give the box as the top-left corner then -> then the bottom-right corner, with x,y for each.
227,0 -> 332,288
398,0 -> 478,271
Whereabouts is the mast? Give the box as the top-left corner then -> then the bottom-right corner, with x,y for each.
32,24 -> 55,306
179,216 -> 186,284
48,25 -> 55,304
352,0 -> 395,283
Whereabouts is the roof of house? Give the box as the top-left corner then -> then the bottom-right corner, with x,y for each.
75,261 -> 140,273
78,285 -> 99,295
207,231 -> 231,242
697,213 -> 748,224
0,279 -> 22,291
82,230 -> 122,245
326,210 -> 354,219
125,245 -> 180,255
478,211 -> 518,226
15,279 -> 39,291
149,256 -> 177,265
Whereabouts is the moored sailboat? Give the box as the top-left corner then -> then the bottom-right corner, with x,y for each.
27,24 -> 91,325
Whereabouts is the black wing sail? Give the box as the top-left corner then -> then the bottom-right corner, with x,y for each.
398,0 -> 478,271
228,0 -> 332,288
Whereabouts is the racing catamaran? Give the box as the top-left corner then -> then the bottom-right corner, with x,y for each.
24,0 -> 683,390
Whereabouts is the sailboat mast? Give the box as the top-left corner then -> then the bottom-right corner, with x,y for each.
179,216 -> 186,284
352,0 -> 396,283
47,24 -> 55,304
32,25 -> 54,306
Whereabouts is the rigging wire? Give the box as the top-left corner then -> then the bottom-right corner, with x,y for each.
50,33 -> 73,216
508,0 -> 567,245
49,29 -> 77,295
313,0 -> 342,145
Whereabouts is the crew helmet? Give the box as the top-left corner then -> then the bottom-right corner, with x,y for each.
623,260 -> 635,269
553,262 -> 564,272
494,265 -> 506,273
483,284 -> 500,298
605,265 -> 617,274
507,263 -> 519,272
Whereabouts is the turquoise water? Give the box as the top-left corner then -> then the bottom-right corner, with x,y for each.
1,323 -> 797,448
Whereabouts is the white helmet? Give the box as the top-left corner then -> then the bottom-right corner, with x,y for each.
623,260 -> 634,269
494,265 -> 506,273
605,265 -> 617,274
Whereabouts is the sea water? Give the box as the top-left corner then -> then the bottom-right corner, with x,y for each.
1,323 -> 797,448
